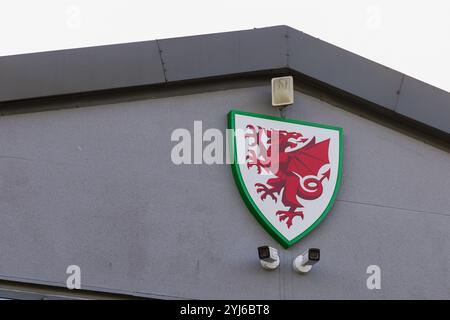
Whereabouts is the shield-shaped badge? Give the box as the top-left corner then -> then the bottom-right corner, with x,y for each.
228,110 -> 343,248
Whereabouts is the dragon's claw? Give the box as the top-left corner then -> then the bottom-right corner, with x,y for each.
261,193 -> 277,202
254,183 -> 277,202
247,162 -> 262,174
276,211 -> 304,228
246,150 -> 264,174
254,165 -> 262,174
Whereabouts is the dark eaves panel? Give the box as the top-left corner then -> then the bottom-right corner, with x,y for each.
286,27 -> 404,110
158,26 -> 288,81
0,41 -> 166,101
396,76 -> 450,133
0,25 -> 448,135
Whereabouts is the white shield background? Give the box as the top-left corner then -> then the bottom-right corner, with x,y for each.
232,112 -> 342,246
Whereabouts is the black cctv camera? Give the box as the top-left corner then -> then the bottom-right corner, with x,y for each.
257,246 -> 279,270
304,248 -> 320,266
258,246 -> 278,263
293,248 -> 320,273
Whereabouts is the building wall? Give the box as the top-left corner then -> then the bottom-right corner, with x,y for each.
0,84 -> 449,299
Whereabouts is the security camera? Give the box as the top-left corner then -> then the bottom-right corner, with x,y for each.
293,248 -> 320,274
257,246 -> 280,270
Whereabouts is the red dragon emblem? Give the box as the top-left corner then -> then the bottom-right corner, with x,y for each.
245,125 -> 331,228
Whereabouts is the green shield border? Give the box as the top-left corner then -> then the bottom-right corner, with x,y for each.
228,110 -> 343,248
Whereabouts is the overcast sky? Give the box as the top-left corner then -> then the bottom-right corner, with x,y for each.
1,0 -> 449,92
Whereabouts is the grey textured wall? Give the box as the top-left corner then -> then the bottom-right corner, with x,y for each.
0,85 -> 449,299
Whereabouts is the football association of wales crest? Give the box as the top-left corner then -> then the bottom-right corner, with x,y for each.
228,110 -> 342,248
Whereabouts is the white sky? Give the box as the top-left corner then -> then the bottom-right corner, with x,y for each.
1,0 -> 449,92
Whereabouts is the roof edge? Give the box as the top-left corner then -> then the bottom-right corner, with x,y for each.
0,25 -> 449,136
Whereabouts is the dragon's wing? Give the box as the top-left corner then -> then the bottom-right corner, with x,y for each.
287,138 -> 330,177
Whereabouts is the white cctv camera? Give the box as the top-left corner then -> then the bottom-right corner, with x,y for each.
293,248 -> 320,274
257,246 -> 280,270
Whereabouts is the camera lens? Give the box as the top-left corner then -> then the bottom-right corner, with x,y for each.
309,249 -> 320,261
258,246 -> 270,259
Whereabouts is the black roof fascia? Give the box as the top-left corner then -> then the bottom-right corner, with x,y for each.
0,25 -> 448,135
